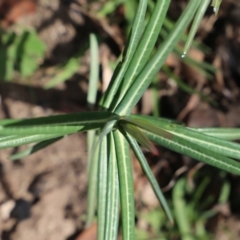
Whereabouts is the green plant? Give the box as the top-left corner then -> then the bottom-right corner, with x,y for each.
0,29 -> 46,81
135,180 -> 212,240
0,0 -> 239,239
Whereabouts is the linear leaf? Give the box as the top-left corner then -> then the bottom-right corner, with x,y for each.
100,0 -> 148,109
121,116 -> 173,140
122,130 -> 173,225
110,0 -> 171,111
105,133 -> 119,240
120,122 -> 158,155
173,178 -> 193,240
190,128 -> 240,141
163,17 -> 211,53
211,0 -> 222,14
0,125 -> 86,136
0,133 -> 64,149
86,137 -> 99,228
0,119 -> 23,126
88,33 -> 99,106
143,129 -> 240,175
0,112 -> 114,127
44,57 -> 79,89
87,31 -> 100,218
97,136 -> 108,240
115,0 -> 199,115
43,46 -> 87,89
0,112 -> 115,136
113,130 -> 135,240
127,115 -> 240,160
182,0 -> 209,57
10,137 -> 62,160
87,130 -> 96,175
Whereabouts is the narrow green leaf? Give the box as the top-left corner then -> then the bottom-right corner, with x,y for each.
0,135 -> 18,142
143,129 -> 240,175
0,125 -> 86,136
90,120 -> 118,162
121,116 -> 173,141
44,57 -> 80,89
105,133 -> 119,240
86,34 -> 99,225
88,33 -> 99,106
190,128 -> 240,141
86,41 -> 100,223
115,0 -> 199,115
120,122 -> 158,155
163,125 -> 240,160
87,130 -> 96,175
10,137 -> 61,160
97,136 -> 108,240
86,138 -> 99,228
163,17 -> 211,54
0,133 -> 64,149
0,112 -> 115,136
0,119 -> 25,126
0,112 -> 114,127
100,0 -> 148,109
173,178 -> 193,240
211,0 -> 222,14
110,0 -> 171,111
124,0 -> 138,24
122,130 -> 173,225
182,0 -> 209,57
113,130 -> 135,240
128,115 -> 240,160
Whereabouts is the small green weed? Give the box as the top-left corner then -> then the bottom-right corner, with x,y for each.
0,1 -> 237,240
0,29 -> 46,81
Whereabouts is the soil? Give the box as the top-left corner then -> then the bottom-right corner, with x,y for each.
0,0 -> 240,239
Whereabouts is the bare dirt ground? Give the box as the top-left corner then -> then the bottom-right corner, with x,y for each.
0,90 -> 88,240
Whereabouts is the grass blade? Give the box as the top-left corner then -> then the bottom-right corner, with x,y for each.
0,112 -> 115,136
86,32 -> 100,226
190,128 -> 240,141
100,0 -> 148,109
211,0 -> 222,14
86,138 -> 99,228
0,112 -> 114,127
115,0 -> 199,115
0,125 -> 87,136
122,130 -> 173,225
105,133 -> 119,240
110,0 -> 171,111
144,129 -> 240,175
127,115 -> 240,160
173,178 -> 193,240
0,133 -> 64,149
182,0 -> 209,57
88,33 -> 99,106
97,136 -> 108,240
120,122 -> 158,155
113,130 -> 135,240
44,57 -> 80,89
9,137 -> 62,160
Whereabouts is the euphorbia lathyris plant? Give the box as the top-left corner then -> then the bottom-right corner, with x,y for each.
0,0 -> 239,239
